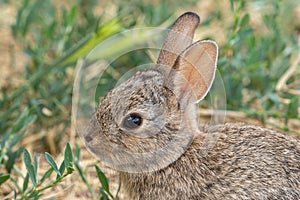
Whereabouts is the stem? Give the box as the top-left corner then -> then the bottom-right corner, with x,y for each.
9,176 -> 22,194
36,171 -> 71,193
107,191 -> 115,200
115,175 -> 121,200
13,165 -> 26,179
22,168 -> 74,199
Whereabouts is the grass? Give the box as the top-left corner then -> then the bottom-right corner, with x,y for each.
0,0 -> 299,199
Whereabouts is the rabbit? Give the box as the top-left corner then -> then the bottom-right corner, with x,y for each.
83,12 -> 300,200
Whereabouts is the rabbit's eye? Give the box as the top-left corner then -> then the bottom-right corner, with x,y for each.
123,113 -> 143,129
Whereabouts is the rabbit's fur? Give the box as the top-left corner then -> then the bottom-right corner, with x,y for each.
84,12 -> 300,199
121,123 -> 300,199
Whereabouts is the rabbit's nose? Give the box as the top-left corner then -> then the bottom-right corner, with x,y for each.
83,115 -> 101,143
84,135 -> 93,142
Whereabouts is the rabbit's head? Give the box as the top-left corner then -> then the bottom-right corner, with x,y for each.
84,12 -> 218,173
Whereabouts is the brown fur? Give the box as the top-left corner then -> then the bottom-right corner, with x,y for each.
121,124 -> 300,199
84,12 -> 300,199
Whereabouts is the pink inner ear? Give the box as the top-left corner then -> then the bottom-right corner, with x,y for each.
173,41 -> 218,103
180,65 -> 208,101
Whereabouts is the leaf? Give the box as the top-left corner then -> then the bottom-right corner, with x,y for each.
75,159 -> 87,183
285,97 -> 299,124
33,153 -> 38,180
5,148 -> 23,173
14,189 -> 17,200
45,152 -> 61,177
95,165 -> 110,195
0,174 -> 10,186
229,0 -> 234,11
287,97 -> 299,118
115,175 -> 122,198
240,13 -> 250,27
57,161 -> 65,180
75,143 -> 80,161
74,150 -> 95,196
23,173 -> 29,192
11,107 -> 37,135
23,149 -> 37,187
40,168 -> 54,184
64,142 -> 73,168
67,6 -> 77,25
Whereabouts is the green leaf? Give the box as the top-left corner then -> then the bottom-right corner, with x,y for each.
24,149 -> 37,187
11,107 -> 37,135
57,161 -> 65,180
74,148 -> 95,196
14,189 -> 17,199
240,13 -> 250,27
67,6 -> 77,25
95,165 -> 112,197
75,159 -> 87,183
75,143 -> 80,161
285,97 -> 299,124
5,148 -> 23,173
66,165 -> 75,174
287,97 -> 299,118
45,152 -> 61,177
33,153 -> 38,180
23,173 -> 29,192
229,0 -> 234,11
0,174 -> 10,186
116,175 -> 122,198
40,168 -> 54,184
24,149 -> 32,167
64,142 -> 73,168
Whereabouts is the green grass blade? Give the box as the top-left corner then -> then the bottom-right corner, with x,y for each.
62,18 -> 122,66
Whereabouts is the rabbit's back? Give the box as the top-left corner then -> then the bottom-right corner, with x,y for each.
121,123 -> 300,200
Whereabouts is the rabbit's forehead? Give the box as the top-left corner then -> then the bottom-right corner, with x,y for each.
107,70 -> 168,117
112,70 -> 165,95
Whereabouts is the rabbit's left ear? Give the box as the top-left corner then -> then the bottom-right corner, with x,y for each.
157,12 -> 200,68
171,40 -> 218,104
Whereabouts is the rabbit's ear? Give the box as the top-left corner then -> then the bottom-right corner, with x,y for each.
172,40 -> 218,104
157,12 -> 200,68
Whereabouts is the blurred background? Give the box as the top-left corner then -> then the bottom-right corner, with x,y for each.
0,0 -> 299,199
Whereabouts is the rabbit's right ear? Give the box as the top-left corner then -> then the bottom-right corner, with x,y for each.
157,12 -> 200,68
171,40 -> 218,104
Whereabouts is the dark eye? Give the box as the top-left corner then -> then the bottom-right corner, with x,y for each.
122,113 -> 143,129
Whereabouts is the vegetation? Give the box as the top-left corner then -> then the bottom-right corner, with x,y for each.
0,0 -> 299,199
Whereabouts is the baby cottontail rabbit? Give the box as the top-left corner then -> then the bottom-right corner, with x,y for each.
84,12 -> 300,199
